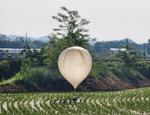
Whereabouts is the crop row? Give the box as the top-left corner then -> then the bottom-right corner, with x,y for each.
0,88 -> 150,115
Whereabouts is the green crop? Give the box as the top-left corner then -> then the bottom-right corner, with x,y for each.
0,87 -> 150,115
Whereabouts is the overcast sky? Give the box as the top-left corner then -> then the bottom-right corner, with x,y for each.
0,0 -> 150,43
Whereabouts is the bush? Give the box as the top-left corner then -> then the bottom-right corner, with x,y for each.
136,61 -> 150,79
90,59 -> 110,77
18,67 -> 53,81
15,67 -> 73,91
112,66 -> 142,84
0,59 -> 22,80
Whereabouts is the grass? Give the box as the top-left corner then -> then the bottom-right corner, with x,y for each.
0,87 -> 150,115
0,73 -> 22,85
0,67 -> 52,85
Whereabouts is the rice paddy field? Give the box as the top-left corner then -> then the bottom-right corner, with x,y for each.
0,87 -> 150,115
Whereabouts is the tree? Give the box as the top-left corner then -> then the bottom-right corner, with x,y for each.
147,39 -> 150,55
124,38 -> 132,51
51,6 -> 90,48
118,39 -> 139,68
47,6 -> 90,76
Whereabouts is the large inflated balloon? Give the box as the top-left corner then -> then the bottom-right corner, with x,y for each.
58,46 -> 92,89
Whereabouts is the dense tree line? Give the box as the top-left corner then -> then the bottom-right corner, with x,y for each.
91,38 -> 150,56
0,34 -> 46,48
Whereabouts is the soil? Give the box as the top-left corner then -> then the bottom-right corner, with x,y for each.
0,75 -> 150,93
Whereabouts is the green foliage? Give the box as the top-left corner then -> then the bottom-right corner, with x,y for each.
0,60 -> 9,80
0,67 -> 53,85
136,60 -> 150,79
24,47 -> 47,66
91,63 -> 110,77
0,66 -> 54,86
16,67 -> 53,87
117,40 -> 140,68
0,59 -> 22,80
52,6 -> 90,47
50,6 -> 90,48
90,57 -> 110,77
112,66 -> 142,81
118,50 -> 139,68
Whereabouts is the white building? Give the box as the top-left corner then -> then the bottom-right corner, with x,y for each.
110,48 -> 126,53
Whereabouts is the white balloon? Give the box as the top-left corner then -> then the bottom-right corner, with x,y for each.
58,46 -> 92,89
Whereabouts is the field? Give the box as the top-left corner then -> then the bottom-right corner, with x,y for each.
0,88 -> 150,115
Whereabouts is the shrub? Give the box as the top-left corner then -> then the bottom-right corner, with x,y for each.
14,66 -> 73,91
136,61 -> 150,79
90,59 -> 110,77
112,65 -> 142,84
0,59 -> 22,80
18,67 -> 53,82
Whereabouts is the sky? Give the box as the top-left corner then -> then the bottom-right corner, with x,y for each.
0,0 -> 150,43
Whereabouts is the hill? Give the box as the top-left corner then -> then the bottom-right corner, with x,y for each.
0,33 -> 48,48
91,39 -> 145,53
1,33 -> 150,55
